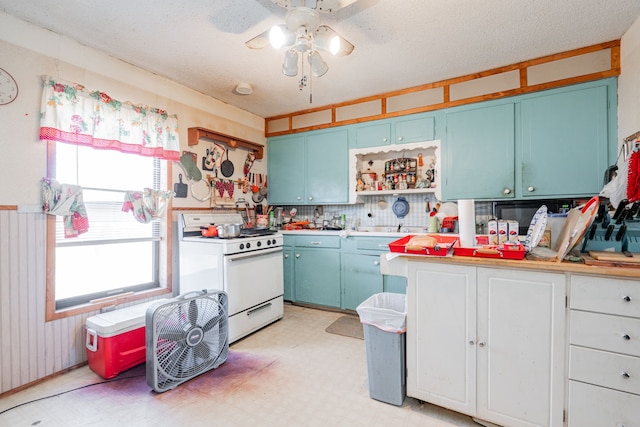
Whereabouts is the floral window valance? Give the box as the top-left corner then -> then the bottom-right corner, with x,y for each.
39,76 -> 180,161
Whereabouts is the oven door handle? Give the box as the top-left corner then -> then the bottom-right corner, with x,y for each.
226,246 -> 283,262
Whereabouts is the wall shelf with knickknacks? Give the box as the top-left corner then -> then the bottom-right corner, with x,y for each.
349,140 -> 441,203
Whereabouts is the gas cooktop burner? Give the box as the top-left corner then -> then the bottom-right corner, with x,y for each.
241,228 -> 276,236
199,229 -> 277,239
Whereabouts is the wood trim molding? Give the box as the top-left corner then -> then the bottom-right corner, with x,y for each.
0,205 -> 18,210
188,127 -> 264,159
266,39 -> 621,137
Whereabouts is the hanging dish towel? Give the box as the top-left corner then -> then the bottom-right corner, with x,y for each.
41,178 -> 89,238
122,188 -> 173,224
628,150 -> 640,202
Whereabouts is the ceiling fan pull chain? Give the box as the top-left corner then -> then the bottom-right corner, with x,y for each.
309,64 -> 313,104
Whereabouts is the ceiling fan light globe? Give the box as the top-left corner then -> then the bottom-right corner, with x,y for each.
308,51 -> 328,77
269,25 -> 286,48
282,49 -> 299,77
329,35 -> 340,55
269,25 -> 295,49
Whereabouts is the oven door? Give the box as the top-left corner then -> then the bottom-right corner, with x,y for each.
224,247 -> 284,316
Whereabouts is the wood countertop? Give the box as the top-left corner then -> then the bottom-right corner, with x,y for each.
388,252 -> 640,279
282,229 -> 640,279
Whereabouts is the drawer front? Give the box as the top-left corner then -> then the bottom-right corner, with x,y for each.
294,235 -> 341,248
355,237 -> 396,252
570,310 -> 640,357
570,274 -> 640,318
570,346 -> 640,394
568,380 -> 640,427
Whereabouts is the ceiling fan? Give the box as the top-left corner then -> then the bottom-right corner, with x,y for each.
246,0 -> 356,78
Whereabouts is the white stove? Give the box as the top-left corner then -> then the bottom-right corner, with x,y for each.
178,213 -> 284,343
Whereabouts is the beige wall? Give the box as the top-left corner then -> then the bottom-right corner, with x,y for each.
0,11 -> 265,209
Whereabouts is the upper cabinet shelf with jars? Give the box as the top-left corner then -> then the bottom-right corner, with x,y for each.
349,140 -> 441,203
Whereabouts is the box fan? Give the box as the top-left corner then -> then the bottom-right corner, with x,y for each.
146,290 -> 229,392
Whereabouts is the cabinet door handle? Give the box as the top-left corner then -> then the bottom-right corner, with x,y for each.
398,136 -> 404,141
623,295 -> 632,302
621,371 -> 631,379
308,196 -> 313,201
374,260 -> 380,266
478,341 -> 486,347
296,196 -> 302,201
623,334 -> 631,340
503,188 -> 511,195
295,254 -> 300,258
527,186 -> 535,192
468,340 -> 475,345
284,254 -> 289,259
382,137 -> 388,142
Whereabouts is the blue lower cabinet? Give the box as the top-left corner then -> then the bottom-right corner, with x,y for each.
384,275 -> 407,294
342,253 -> 384,310
294,248 -> 341,308
283,247 -> 294,301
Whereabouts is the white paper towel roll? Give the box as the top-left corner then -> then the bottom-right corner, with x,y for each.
458,199 -> 476,247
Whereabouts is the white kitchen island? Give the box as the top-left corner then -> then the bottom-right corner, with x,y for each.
382,254 -> 640,427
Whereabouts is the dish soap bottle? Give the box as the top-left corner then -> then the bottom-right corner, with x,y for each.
268,211 -> 276,230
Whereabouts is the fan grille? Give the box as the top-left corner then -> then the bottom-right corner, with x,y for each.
146,291 -> 229,392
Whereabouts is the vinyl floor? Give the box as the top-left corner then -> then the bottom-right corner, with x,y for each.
0,304 -> 480,427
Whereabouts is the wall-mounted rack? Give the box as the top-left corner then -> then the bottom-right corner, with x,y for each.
187,127 -> 264,159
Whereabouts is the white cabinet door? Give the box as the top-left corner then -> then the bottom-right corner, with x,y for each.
406,261 -> 477,416
476,268 -> 566,427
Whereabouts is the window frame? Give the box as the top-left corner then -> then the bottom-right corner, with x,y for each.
45,141 -> 173,321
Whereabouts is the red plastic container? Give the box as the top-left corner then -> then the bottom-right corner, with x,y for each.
388,234 -> 458,256
453,242 -> 526,259
85,300 -> 161,379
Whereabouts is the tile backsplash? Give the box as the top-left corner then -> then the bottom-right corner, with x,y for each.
277,195 -> 493,232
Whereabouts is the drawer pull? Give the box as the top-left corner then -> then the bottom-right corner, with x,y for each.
621,371 -> 630,379
374,260 -> 380,266
623,334 -> 631,340
623,295 -> 632,302
310,241 -> 322,245
478,341 -> 486,347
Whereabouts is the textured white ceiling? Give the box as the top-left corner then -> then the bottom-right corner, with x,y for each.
1,0 -> 639,118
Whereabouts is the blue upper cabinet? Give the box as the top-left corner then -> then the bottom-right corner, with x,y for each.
267,129 -> 349,205
394,115 -> 436,144
444,102 -> 516,200
353,112 -> 438,148
267,134 -> 306,204
519,83 -> 611,198
306,130 -> 349,204
355,122 -> 391,148
442,79 -> 616,201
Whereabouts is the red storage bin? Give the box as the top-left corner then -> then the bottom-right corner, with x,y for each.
388,234 -> 458,256
453,242 -> 526,259
85,300 -> 163,379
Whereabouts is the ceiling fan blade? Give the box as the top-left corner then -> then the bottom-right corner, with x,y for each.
314,25 -> 354,56
315,0 -> 359,13
271,0 -> 359,13
246,28 -> 272,50
246,24 -> 295,50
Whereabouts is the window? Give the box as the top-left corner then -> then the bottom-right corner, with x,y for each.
46,142 -> 172,317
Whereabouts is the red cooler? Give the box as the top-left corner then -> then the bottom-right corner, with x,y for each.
85,300 -> 162,379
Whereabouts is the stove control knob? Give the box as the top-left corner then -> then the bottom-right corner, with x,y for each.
246,243 -> 251,249
257,241 -> 262,247
239,243 -> 245,250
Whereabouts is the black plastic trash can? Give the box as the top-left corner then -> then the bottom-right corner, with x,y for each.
356,292 -> 407,406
